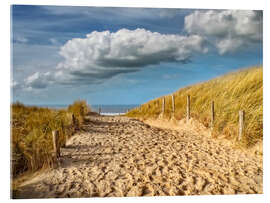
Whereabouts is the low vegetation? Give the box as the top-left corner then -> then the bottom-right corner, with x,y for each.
11,100 -> 91,179
126,66 -> 263,148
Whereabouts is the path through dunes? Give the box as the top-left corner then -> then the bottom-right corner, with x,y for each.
15,115 -> 263,198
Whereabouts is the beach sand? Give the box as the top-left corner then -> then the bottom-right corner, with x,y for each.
15,115 -> 263,198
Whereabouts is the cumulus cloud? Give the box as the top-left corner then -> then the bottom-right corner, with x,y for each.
24,72 -> 55,89
16,11 -> 263,91
11,80 -> 20,90
24,28 -> 208,89
58,28 -> 207,69
11,79 -> 26,94
184,10 -> 262,54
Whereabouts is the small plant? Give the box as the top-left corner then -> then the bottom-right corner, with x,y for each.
67,100 -> 90,126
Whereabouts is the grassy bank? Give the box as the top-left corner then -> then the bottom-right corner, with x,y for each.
126,66 -> 263,148
11,100 -> 90,179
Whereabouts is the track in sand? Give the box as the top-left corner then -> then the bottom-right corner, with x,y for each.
15,115 -> 263,198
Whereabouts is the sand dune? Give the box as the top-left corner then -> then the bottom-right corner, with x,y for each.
15,115 -> 263,198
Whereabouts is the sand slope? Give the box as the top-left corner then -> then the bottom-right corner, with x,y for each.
15,115 -> 263,198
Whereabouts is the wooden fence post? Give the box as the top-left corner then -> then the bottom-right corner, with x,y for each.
186,95 -> 190,122
239,110 -> 245,141
72,114 -> 76,125
162,97 -> 165,115
211,101 -> 215,129
171,95 -> 175,115
72,113 -> 78,131
52,130 -> 60,158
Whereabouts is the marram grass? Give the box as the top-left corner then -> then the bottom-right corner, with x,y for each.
11,100 -> 90,178
126,66 -> 263,148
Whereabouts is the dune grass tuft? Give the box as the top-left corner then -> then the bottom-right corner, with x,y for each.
126,66 -> 263,148
11,100 -> 91,179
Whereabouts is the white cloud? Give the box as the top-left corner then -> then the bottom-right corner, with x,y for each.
11,79 -> 25,94
24,72 -> 55,89
14,35 -> 28,43
15,11 -> 263,91
57,28 -> 207,71
184,10 -> 262,54
11,80 -> 21,91
23,28 -> 208,89
11,80 -> 18,88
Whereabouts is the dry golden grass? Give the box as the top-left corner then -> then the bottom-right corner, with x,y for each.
126,66 -> 263,148
11,100 -> 91,179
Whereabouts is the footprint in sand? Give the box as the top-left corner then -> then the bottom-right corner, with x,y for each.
15,115 -> 263,198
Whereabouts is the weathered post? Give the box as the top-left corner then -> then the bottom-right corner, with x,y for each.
52,130 -> 60,158
239,110 -> 245,141
171,94 -> 175,114
211,101 -> 215,129
72,113 -> 78,131
186,95 -> 190,122
99,107 -> 101,115
61,122 -> 66,148
162,97 -> 165,115
72,114 -> 76,125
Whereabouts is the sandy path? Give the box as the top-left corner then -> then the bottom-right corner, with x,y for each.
16,115 -> 263,198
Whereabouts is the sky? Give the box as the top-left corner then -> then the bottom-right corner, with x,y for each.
11,5 -> 263,105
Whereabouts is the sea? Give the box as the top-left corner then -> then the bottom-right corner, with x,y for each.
91,105 -> 138,115
30,104 -> 139,116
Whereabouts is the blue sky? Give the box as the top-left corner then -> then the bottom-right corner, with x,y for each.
11,5 -> 263,105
